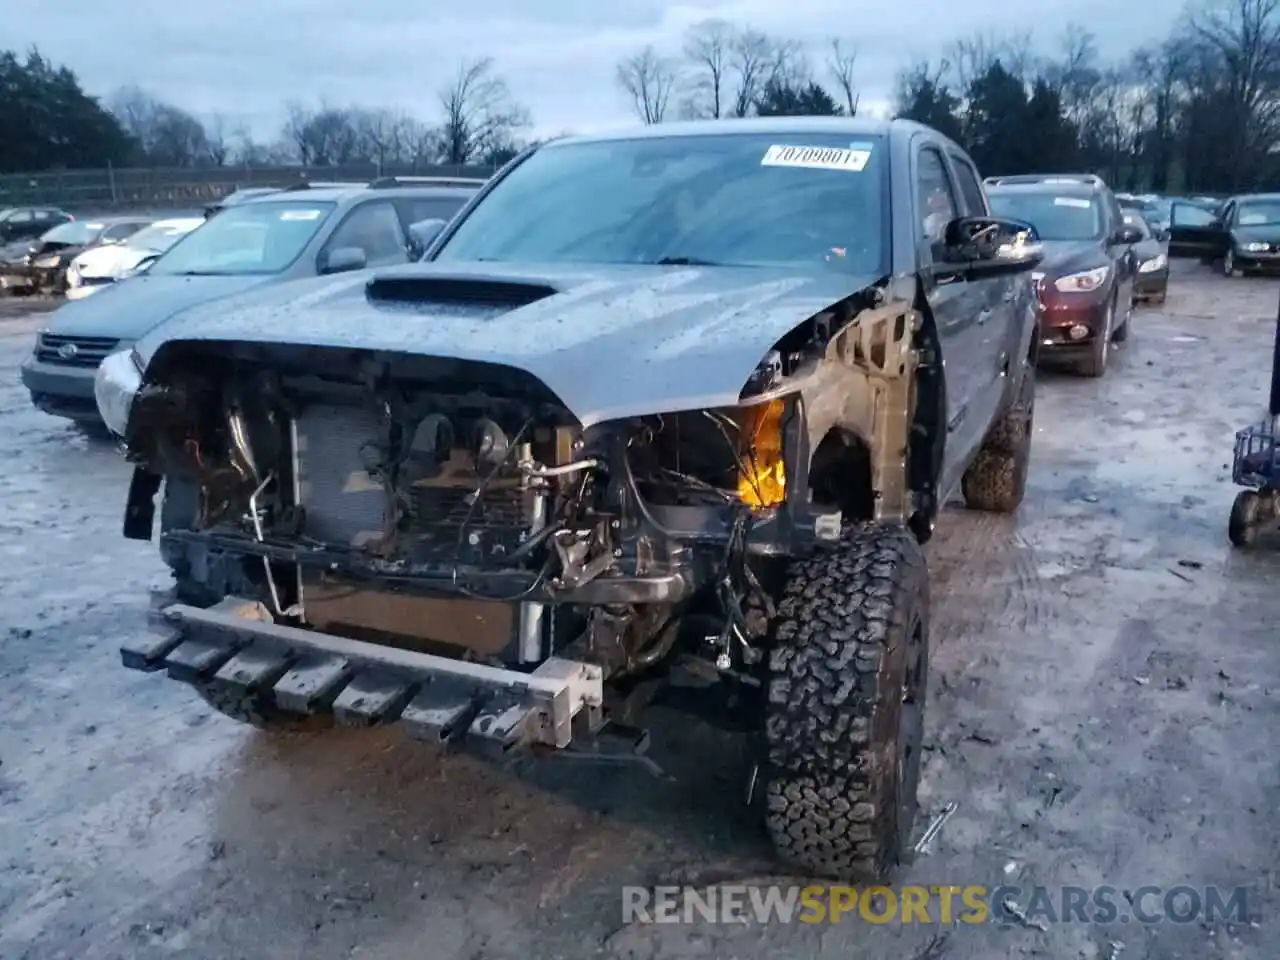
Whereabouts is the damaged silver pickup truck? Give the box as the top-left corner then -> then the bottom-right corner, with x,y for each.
95,117 -> 1044,879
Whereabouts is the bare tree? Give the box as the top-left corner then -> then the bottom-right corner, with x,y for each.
728,30 -> 777,116
1187,0 -> 1280,178
438,58 -> 531,164
107,86 -> 154,144
768,38 -> 811,89
351,108 -> 411,170
204,113 -> 232,166
681,20 -> 734,118
944,32 -> 1002,94
1043,23 -> 1102,124
616,46 -> 678,124
826,38 -> 860,115
1001,31 -> 1037,82
281,102 -> 361,166
395,117 -> 442,166
107,85 -> 211,166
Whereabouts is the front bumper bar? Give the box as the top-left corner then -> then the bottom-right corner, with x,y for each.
124,596 -> 605,749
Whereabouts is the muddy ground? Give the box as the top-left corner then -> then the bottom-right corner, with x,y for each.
1,264 -> 1279,960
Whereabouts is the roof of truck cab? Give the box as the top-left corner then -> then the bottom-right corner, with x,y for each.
549,116 -> 935,146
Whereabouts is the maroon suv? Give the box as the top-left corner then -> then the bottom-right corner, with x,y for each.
986,175 -> 1142,378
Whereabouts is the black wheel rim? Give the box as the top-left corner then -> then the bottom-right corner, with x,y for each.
896,619 -> 926,847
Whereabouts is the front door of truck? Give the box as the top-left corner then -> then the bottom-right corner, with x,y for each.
913,143 -> 988,496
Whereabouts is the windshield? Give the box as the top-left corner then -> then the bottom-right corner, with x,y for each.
1236,200 -> 1280,227
41,221 -> 105,245
126,221 -> 201,253
150,200 -> 334,276
434,133 -> 888,274
988,192 -> 1102,241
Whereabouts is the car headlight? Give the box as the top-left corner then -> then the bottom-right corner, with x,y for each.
737,399 -> 787,507
1053,266 -> 1110,293
1138,253 -> 1168,273
1242,241 -> 1270,253
621,399 -> 791,511
94,348 -> 144,437
33,254 -> 61,268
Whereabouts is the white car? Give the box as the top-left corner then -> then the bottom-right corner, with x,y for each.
65,217 -> 205,300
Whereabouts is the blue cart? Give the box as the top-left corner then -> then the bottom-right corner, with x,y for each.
1229,293 -> 1280,547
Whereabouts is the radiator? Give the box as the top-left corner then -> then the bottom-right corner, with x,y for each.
293,402 -> 530,559
292,402 -> 523,655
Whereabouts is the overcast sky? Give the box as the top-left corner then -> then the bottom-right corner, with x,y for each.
15,0 -> 1175,143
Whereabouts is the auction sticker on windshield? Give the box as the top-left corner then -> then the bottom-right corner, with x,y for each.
761,145 -> 871,172
1054,197 -> 1092,208
279,209 -> 324,221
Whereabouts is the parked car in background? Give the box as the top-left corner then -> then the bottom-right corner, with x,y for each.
65,217 -> 205,300
1173,193 -> 1280,276
1123,210 -> 1169,304
1117,194 -> 1173,236
986,173 -> 1142,377
0,207 -> 73,245
1,217 -> 152,295
21,177 -> 484,426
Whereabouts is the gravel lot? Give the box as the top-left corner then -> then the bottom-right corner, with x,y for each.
1,264 -> 1279,960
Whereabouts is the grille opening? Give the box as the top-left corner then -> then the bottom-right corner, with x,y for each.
36,334 -> 120,367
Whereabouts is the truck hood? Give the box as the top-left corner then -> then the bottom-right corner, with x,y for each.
137,261 -> 882,427
41,273 -> 276,340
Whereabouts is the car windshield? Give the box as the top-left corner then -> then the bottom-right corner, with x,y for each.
988,192 -> 1102,241
41,221 -> 105,245
126,221 -> 201,253
1236,200 -> 1280,227
149,200 -> 335,276
434,133 -> 888,274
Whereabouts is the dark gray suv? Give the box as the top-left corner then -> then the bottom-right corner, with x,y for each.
21,177 -> 483,425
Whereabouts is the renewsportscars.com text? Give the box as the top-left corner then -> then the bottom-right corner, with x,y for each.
621,884 -> 1252,926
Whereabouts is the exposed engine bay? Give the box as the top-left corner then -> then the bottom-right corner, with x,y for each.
115,295 -> 923,755
128,361 -> 787,667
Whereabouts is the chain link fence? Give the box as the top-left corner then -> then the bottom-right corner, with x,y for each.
0,162 -> 498,212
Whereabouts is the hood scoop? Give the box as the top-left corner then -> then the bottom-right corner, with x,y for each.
366,275 -> 559,310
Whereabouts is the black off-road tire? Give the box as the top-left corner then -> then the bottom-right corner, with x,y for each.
962,371 -> 1034,514
194,682 -> 333,732
764,524 -> 929,880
